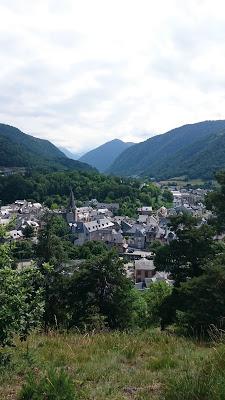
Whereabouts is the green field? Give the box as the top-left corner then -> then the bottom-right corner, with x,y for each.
158,177 -> 206,188
1,329 -> 225,400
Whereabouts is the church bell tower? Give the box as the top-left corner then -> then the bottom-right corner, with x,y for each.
67,187 -> 78,223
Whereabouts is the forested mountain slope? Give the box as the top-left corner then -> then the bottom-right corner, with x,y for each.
80,139 -> 134,172
108,120 -> 225,179
0,123 -> 93,172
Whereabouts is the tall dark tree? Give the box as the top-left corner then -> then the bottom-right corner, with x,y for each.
36,214 -> 69,266
176,255 -> 225,335
162,189 -> 173,204
206,171 -> 225,232
66,251 -> 134,330
22,225 -> 34,238
154,214 -> 217,285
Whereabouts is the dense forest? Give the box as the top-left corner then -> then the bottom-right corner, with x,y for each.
109,120 -> 225,179
0,170 -> 164,216
0,123 -> 94,172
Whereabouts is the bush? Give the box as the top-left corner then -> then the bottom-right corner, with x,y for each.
19,368 -> 77,400
176,264 -> 225,336
143,281 -> 172,326
0,350 -> 11,367
0,266 -> 44,346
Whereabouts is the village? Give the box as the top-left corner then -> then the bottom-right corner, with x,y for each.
0,186 -> 209,290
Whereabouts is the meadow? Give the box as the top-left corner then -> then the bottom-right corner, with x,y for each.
1,329 -> 224,400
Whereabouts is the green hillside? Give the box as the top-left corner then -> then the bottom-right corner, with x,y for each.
0,124 -> 93,172
108,120 -> 225,179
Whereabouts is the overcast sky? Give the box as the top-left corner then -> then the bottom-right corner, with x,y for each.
0,0 -> 225,153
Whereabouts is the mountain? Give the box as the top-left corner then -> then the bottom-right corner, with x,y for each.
0,124 -> 94,172
79,139 -> 134,172
58,147 -> 82,160
108,120 -> 225,180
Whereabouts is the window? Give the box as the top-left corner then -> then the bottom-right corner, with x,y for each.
145,271 -> 148,278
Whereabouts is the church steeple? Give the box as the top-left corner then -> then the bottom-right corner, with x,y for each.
67,187 -> 77,222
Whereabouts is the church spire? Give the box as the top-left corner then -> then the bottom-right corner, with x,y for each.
68,187 -> 76,211
68,187 -> 77,222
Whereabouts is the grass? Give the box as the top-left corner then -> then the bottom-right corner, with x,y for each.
19,368 -> 76,400
159,177 -> 206,187
165,344 -> 225,400
0,329 -> 221,400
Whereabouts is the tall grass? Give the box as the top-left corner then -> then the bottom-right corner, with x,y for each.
19,367 -> 77,400
165,328 -> 225,400
0,329 -> 217,399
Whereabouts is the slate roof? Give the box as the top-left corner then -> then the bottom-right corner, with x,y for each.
126,225 -> 146,236
83,218 -> 114,233
135,258 -> 155,271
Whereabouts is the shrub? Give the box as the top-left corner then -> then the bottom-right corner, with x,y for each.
143,281 -> 172,326
177,264 -> 225,336
0,350 -> 11,367
19,368 -> 77,400
0,266 -> 44,346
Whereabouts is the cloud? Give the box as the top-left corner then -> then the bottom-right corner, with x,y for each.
0,0 -> 225,152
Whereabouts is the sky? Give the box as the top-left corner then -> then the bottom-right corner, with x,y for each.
0,0 -> 225,153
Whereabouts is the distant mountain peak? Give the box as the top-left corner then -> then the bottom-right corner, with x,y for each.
58,146 -> 82,160
79,139 -> 134,172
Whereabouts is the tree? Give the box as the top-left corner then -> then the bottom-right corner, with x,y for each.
162,189 -> 173,204
143,281 -> 172,326
70,241 -> 108,260
176,256 -> 225,335
0,170 -> 162,213
0,265 -> 44,346
159,289 -> 179,330
129,288 -> 148,328
206,171 -> 225,232
0,225 -> 6,242
22,225 -> 34,238
66,251 -> 134,330
0,244 -> 12,269
36,214 -> 68,265
37,233 -> 67,266
149,240 -> 163,253
38,262 -> 69,331
154,214 -> 217,285
156,171 -> 225,333
11,240 -> 35,261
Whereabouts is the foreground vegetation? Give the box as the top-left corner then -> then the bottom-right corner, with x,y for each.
0,329 -> 222,400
